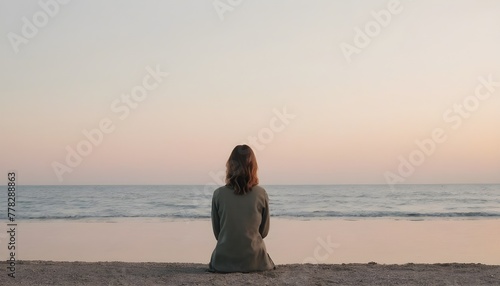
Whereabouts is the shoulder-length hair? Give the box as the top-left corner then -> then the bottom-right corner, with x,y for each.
225,145 -> 259,195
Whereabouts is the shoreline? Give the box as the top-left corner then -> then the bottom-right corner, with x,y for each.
12,215 -> 500,223
1,261 -> 499,285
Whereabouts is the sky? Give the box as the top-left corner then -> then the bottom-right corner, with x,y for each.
1,0 -> 499,185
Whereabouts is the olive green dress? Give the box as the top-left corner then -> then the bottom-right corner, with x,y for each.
209,185 -> 275,272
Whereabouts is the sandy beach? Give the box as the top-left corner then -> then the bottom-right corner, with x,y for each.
1,261 -> 499,285
1,219 -> 499,284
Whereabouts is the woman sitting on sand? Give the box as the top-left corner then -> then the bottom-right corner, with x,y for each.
208,145 -> 275,273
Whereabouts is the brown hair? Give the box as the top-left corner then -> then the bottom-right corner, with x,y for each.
225,145 -> 259,195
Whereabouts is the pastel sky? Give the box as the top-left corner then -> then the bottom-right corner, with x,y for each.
1,0 -> 499,185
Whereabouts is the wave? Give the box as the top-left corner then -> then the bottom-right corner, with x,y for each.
19,211 -> 500,220
274,211 -> 500,218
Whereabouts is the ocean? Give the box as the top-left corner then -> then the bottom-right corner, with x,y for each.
1,184 -> 500,221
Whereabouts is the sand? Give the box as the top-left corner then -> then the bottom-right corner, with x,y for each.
1,219 -> 499,285
1,261 -> 499,285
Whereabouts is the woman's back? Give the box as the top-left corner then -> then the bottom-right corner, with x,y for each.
209,185 -> 275,272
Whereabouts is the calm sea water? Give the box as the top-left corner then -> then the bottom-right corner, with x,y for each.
1,184 -> 499,221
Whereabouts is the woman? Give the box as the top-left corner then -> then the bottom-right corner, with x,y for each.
208,145 -> 275,273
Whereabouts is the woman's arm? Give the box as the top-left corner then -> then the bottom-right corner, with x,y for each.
259,194 -> 270,238
211,192 -> 220,240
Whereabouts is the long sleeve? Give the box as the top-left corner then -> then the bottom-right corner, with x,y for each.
259,195 -> 270,238
211,192 -> 220,240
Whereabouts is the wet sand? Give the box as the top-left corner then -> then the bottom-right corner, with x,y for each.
2,219 -> 499,264
1,261 -> 499,285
